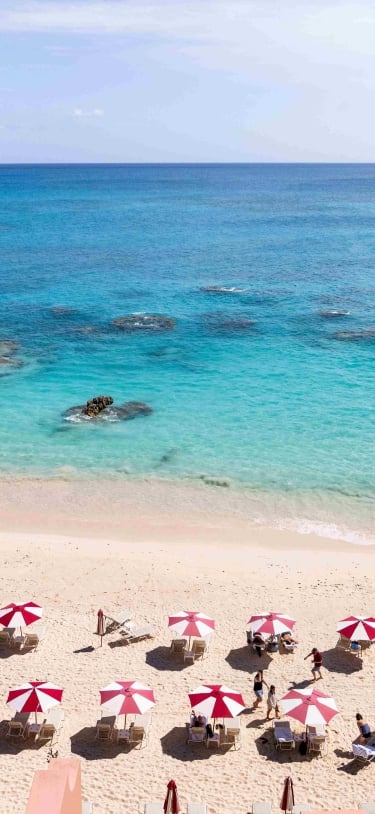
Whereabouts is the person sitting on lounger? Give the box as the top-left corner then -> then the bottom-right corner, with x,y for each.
281,631 -> 298,645
253,632 -> 267,657
356,713 -> 371,742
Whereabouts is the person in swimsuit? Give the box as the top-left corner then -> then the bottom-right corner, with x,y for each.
253,632 -> 267,658
252,670 -> 269,710
266,685 -> 280,720
356,713 -> 371,742
304,647 -> 323,680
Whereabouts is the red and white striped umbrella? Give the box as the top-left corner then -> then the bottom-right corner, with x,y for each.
100,680 -> 155,727
188,684 -> 246,719
336,616 -> 375,642
280,776 -> 295,813
164,780 -> 180,814
168,611 -> 215,640
248,612 -> 295,636
7,681 -> 63,716
280,687 -> 338,727
0,602 -> 43,632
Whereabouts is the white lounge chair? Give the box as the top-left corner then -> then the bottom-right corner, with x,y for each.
252,803 -> 272,814
187,805 -> 208,814
122,624 -> 155,644
352,743 -> 375,764
359,804 -> 375,814
273,720 -> 295,750
105,608 -> 132,633
82,801 -> 93,814
144,805 -> 163,814
184,638 -> 208,662
292,805 -> 311,814
37,708 -> 65,743
186,726 -> 206,745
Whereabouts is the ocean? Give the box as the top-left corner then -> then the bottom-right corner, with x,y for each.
0,163 -> 374,542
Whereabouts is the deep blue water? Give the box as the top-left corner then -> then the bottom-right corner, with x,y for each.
0,164 -> 374,540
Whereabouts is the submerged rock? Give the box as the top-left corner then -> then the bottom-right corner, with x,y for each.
64,398 -> 152,423
319,310 -> 350,318
202,312 -> 255,334
0,356 -> 22,367
0,340 -> 19,356
112,314 -> 175,332
82,395 -> 114,417
200,286 -> 246,294
51,306 -> 77,315
332,328 -> 375,341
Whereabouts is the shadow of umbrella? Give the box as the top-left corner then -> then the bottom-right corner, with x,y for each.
323,647 -> 363,674
146,646 -> 190,672
70,727 -> 127,761
160,726 -> 216,762
225,646 -> 272,673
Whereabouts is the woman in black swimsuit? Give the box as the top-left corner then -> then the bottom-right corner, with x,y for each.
252,670 -> 269,710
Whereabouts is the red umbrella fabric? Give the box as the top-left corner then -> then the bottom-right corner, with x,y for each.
248,612 -> 296,635
0,602 -> 43,631
168,611 -> 215,639
7,681 -> 63,714
336,616 -> 375,642
164,780 -> 180,814
97,609 -> 105,639
100,680 -> 155,726
188,684 -> 246,719
280,687 -> 338,726
280,776 -> 295,812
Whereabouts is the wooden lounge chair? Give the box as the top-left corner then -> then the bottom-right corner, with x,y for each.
170,637 -> 187,655
184,637 -> 208,663
6,712 -> 30,739
336,635 -> 362,656
252,803 -> 272,814
22,626 -> 46,652
95,723 -> 113,742
352,743 -> 375,764
0,627 -> 15,648
121,624 -> 156,644
128,712 -> 151,748
104,608 -> 132,634
273,720 -> 295,750
37,709 -> 64,743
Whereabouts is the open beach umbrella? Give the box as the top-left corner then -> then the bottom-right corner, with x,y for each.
280,687 -> 338,727
0,602 -> 43,634
168,611 -> 215,647
248,612 -> 296,635
188,684 -> 246,721
336,616 -> 375,642
100,680 -> 155,727
280,776 -> 295,813
7,681 -> 63,723
164,780 -> 180,814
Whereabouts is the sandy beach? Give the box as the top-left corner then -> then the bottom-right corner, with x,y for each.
0,477 -> 374,814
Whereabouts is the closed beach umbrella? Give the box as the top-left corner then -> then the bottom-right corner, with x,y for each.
7,680 -> 63,723
280,687 -> 338,727
164,780 -> 180,814
188,684 -> 246,719
280,776 -> 295,813
0,601 -> 43,634
168,611 -> 215,644
97,609 -> 105,646
100,680 -> 155,727
337,616 -> 375,642
248,612 -> 296,636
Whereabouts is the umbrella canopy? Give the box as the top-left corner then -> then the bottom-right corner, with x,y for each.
336,616 -> 375,642
100,680 -> 155,718
164,780 -> 180,814
7,681 -> 63,714
280,776 -> 295,813
188,684 -> 246,719
248,612 -> 296,636
280,687 -> 338,727
0,602 -> 43,630
168,611 -> 215,639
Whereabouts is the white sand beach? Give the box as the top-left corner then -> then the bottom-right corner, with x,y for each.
0,477 -> 374,814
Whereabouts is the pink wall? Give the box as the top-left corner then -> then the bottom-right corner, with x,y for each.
25,757 -> 82,814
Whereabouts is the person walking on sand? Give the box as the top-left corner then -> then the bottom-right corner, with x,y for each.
304,647 -> 323,680
252,670 -> 269,710
355,713 -> 371,743
266,685 -> 280,721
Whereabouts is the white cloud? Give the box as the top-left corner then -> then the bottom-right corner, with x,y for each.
73,107 -> 104,117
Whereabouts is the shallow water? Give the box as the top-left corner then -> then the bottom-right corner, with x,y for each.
0,163 -> 374,540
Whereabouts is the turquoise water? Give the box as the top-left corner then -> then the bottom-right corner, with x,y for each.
0,164 -> 374,539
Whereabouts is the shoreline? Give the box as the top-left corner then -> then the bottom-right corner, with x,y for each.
0,474 -> 373,550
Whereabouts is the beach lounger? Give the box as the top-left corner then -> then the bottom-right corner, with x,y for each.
184,637 -> 208,662
186,726 -> 206,745
292,805 -> 311,814
206,731 -> 220,748
170,637 -> 187,655
6,712 -> 30,739
221,717 -> 241,750
352,743 -> 375,764
104,608 -> 132,633
37,708 -> 64,743
336,635 -> 362,657
22,626 -> 46,652
121,624 -> 156,644
359,804 -> 375,814
144,804 -> 163,814
273,720 -> 295,750
128,712 -> 151,748
252,803 -> 272,814
187,804 -> 208,814
0,627 -> 15,648
82,801 -> 93,814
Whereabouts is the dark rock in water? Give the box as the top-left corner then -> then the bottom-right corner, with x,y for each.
199,475 -> 230,487
114,401 -> 153,420
0,356 -> 22,367
202,312 -> 255,334
64,398 -> 152,423
82,395 -> 114,417
319,309 -> 350,318
0,340 -> 19,356
332,328 -> 375,341
51,306 -> 77,315
200,286 -> 246,294
112,314 -> 175,332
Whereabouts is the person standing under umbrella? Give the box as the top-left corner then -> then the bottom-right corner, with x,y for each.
304,647 -> 323,681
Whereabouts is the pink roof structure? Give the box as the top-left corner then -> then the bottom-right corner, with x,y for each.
25,757 -> 82,814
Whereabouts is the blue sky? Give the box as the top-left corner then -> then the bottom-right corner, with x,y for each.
0,1 -> 374,162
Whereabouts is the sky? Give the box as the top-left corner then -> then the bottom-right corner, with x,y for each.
0,0 -> 374,162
